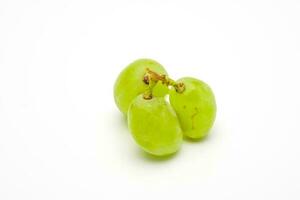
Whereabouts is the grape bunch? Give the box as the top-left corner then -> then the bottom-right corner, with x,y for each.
114,59 -> 216,157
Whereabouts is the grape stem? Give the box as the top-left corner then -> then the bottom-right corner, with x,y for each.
143,79 -> 155,100
144,68 -> 185,93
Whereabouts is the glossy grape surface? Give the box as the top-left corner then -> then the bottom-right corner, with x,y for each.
114,59 -> 168,115
169,77 -> 216,139
128,95 -> 182,156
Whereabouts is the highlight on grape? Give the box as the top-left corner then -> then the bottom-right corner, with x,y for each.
114,59 -> 216,157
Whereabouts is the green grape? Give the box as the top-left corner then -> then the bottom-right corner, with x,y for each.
114,59 -> 168,115
169,77 -> 216,139
127,95 -> 182,156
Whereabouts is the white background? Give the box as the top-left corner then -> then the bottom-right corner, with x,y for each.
1,0 -> 300,199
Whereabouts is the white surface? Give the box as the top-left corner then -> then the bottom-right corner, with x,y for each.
1,0 -> 300,199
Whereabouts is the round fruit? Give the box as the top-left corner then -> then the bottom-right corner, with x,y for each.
169,77 -> 216,139
114,59 -> 168,115
127,95 -> 182,156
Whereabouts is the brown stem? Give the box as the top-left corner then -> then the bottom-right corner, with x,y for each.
143,78 -> 155,100
144,68 -> 185,93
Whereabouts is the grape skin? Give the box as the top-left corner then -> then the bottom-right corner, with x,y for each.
169,77 -> 216,139
113,59 -> 168,115
127,95 -> 182,156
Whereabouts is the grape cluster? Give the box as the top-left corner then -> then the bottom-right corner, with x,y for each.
114,59 -> 216,157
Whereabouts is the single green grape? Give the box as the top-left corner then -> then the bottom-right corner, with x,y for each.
127,95 -> 182,156
169,77 -> 216,139
114,59 -> 168,115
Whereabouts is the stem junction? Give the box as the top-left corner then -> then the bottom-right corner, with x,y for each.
142,68 -> 185,100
